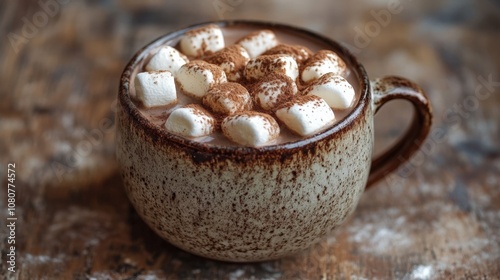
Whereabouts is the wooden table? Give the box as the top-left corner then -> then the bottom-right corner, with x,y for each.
1,0 -> 499,279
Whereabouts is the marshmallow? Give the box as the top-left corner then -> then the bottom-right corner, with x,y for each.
263,44 -> 313,65
205,45 -> 250,82
180,24 -> 225,57
222,112 -> 280,147
202,83 -> 252,115
165,104 -> 216,138
301,50 -> 347,83
245,55 -> 299,81
252,73 -> 297,110
145,46 -> 189,75
176,61 -> 227,98
236,30 -> 279,58
134,71 -> 177,107
302,73 -> 355,109
276,95 -> 335,137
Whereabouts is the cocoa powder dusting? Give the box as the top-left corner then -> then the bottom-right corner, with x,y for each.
276,95 -> 322,112
263,44 -> 313,65
301,72 -> 336,95
235,29 -> 274,44
184,104 -> 211,117
184,24 -> 221,57
303,50 -> 346,74
185,60 -> 226,83
251,73 -> 296,111
245,54 -> 290,82
205,45 -> 248,81
202,82 -> 252,117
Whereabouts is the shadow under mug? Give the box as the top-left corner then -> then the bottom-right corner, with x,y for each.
116,20 -> 432,262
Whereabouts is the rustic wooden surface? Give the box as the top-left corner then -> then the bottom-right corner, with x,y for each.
1,0 -> 499,279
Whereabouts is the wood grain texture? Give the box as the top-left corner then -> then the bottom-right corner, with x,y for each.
1,0 -> 499,279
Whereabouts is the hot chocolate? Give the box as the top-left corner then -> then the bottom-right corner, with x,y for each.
133,24 -> 360,147
117,20 -> 432,262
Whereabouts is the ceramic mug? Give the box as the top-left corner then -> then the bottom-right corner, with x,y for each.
116,20 -> 432,262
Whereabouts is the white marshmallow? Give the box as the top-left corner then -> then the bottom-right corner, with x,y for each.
205,45 -> 250,82
252,74 -> 297,110
301,50 -> 347,83
202,83 -> 252,115
180,24 -> 225,57
145,46 -> 189,75
222,112 -> 280,147
176,61 -> 227,98
134,71 -> 176,107
236,30 -> 279,58
165,105 -> 216,138
245,55 -> 298,81
303,73 -> 355,109
276,95 -> 335,137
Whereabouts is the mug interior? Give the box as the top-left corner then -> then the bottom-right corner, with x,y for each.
119,20 -> 370,154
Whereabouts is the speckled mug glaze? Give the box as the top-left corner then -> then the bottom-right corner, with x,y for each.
116,20 -> 432,262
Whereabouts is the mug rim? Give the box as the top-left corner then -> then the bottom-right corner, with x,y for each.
119,20 -> 370,155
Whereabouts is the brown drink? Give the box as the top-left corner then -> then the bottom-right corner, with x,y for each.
133,24 -> 360,147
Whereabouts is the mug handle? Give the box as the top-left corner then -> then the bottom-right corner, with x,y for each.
366,76 -> 433,188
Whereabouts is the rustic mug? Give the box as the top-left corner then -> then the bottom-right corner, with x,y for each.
116,20 -> 432,262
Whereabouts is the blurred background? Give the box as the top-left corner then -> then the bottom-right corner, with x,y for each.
0,0 -> 499,279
